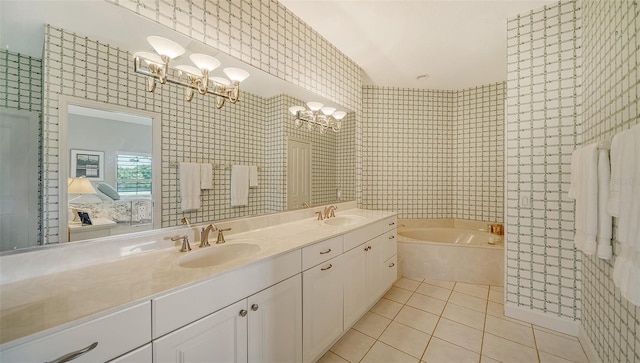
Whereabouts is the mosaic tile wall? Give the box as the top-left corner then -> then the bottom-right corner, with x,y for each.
108,0 -> 362,114
337,111 -> 356,202
579,0 -> 639,361
360,84 -> 504,222
505,1 -> 582,320
0,49 -> 43,249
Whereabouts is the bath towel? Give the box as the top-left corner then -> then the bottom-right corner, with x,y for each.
179,162 -> 201,211
231,165 -> 249,206
596,149 -> 613,260
610,124 -> 640,306
249,166 -> 258,188
568,144 -> 598,255
200,163 -> 213,189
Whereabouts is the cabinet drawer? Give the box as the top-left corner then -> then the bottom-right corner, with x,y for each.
382,216 -> 398,231
153,249 -> 301,338
379,229 -> 397,262
0,301 -> 151,363
108,343 -> 152,362
344,224 -> 383,252
302,236 -> 343,270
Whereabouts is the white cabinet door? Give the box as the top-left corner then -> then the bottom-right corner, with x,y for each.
248,275 -> 302,363
366,236 -> 384,301
109,343 -> 152,362
383,255 -> 398,289
343,243 -> 368,328
153,300 -> 248,363
302,256 -> 344,363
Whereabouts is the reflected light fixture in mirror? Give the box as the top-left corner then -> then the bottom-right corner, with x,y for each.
289,102 -> 347,134
67,177 -> 97,203
134,36 -> 250,109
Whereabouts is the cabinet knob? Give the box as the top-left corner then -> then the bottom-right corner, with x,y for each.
389,235 -> 395,239
389,221 -> 395,226
46,342 -> 98,363
239,309 -> 248,317
251,304 -> 259,311
321,263 -> 333,271
389,262 -> 395,268
319,248 -> 332,254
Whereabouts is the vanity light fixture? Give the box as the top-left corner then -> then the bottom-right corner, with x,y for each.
133,36 -> 250,109
288,102 -> 347,134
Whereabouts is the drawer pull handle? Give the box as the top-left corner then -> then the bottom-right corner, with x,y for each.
389,222 -> 395,226
47,342 -> 98,363
364,246 -> 372,251
389,235 -> 395,239
239,309 -> 248,317
389,262 -> 395,268
251,304 -> 259,311
320,248 -> 332,254
321,264 -> 333,271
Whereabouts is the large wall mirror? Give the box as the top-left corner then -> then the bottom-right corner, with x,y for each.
0,1 -> 355,252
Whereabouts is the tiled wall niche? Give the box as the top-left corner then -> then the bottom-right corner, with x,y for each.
579,0 -> 639,361
0,50 -> 43,250
505,0 -> 582,322
42,26 -> 353,243
361,83 -> 504,223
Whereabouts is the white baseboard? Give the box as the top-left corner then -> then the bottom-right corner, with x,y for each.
504,303 -> 579,336
578,326 -> 601,363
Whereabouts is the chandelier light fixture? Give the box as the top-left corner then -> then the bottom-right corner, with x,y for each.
133,36 -> 250,109
288,102 -> 347,134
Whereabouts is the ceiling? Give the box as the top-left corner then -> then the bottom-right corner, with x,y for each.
280,0 -> 555,90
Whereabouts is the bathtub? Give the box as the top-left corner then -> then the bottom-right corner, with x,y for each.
397,219 -> 504,286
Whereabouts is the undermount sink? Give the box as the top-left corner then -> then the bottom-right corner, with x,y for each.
178,242 -> 261,268
323,215 -> 367,226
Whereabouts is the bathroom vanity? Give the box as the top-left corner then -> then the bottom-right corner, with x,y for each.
0,203 -> 397,363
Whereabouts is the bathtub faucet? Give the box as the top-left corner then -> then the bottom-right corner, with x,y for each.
488,223 -> 504,235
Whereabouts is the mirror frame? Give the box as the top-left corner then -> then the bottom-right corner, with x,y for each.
58,96 -> 162,242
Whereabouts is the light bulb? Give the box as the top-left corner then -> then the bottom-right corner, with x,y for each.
175,65 -> 202,77
210,76 -> 231,87
332,111 -> 347,120
306,102 -> 323,111
147,36 -> 185,59
321,106 -> 336,116
135,52 -> 163,66
223,67 -> 250,82
289,106 -> 305,115
190,54 -> 220,72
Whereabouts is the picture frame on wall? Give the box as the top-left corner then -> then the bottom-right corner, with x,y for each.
70,149 -> 104,181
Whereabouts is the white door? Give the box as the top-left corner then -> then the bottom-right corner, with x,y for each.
0,108 -> 39,251
287,139 -> 311,209
153,300 -> 248,363
302,256 -> 344,363
248,275 -> 302,363
343,244 -> 368,328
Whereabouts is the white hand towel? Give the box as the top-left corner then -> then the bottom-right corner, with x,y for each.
608,132 -> 624,215
179,162 -> 201,211
231,165 -> 249,207
596,149 -> 613,260
200,163 -> 213,189
568,144 -> 598,255
249,166 -> 258,188
616,130 -> 636,245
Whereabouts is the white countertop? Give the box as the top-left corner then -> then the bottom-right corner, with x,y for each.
0,205 -> 395,345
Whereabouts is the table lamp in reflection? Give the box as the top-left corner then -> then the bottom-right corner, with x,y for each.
68,176 -> 96,203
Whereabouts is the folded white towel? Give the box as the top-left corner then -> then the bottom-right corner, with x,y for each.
617,130 -> 636,245
179,162 -> 201,211
231,165 -> 249,207
201,163 -> 213,189
569,144 -> 599,255
249,166 -> 258,188
596,149 -> 613,260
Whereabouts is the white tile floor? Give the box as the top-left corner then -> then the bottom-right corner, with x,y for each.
320,277 -> 590,363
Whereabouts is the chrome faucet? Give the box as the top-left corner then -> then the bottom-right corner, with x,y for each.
216,228 -> 232,244
171,235 -> 191,252
315,211 -> 324,220
199,224 -> 217,248
323,205 -> 337,219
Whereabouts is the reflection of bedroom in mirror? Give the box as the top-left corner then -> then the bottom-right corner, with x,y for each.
63,100 -> 161,241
